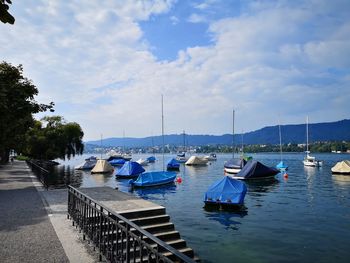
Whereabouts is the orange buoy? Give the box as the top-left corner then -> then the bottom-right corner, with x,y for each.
283,173 -> 288,178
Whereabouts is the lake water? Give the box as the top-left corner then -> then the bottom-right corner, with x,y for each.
47,153 -> 350,263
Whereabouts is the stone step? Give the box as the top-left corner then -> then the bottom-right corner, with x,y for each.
119,207 -> 166,220
130,214 -> 171,226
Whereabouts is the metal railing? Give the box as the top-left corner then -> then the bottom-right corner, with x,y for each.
26,160 -> 50,189
67,186 -> 196,263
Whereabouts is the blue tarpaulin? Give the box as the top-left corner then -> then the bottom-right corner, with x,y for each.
204,176 -> 247,205
109,158 -> 126,166
276,161 -> 288,170
116,161 -> 145,178
147,156 -> 156,163
167,158 -> 180,170
130,171 -> 176,187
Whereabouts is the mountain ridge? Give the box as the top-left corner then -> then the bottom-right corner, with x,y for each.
86,119 -> 350,147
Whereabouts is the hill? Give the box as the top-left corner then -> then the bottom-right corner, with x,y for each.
86,119 -> 350,147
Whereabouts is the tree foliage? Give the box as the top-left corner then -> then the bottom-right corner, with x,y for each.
24,116 -> 84,160
0,0 -> 15,24
0,61 -> 54,163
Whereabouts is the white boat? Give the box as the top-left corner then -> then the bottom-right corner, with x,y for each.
74,156 -> 97,170
136,158 -> 149,166
303,116 -> 323,167
303,153 -> 323,167
185,156 -> 208,166
204,153 -> 217,161
176,152 -> 188,163
224,109 -> 247,174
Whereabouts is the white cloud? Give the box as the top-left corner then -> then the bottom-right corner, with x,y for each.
187,13 -> 207,23
1,0 -> 349,140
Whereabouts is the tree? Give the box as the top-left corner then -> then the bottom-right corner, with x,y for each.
24,116 -> 84,160
0,61 -> 54,163
0,0 -> 15,24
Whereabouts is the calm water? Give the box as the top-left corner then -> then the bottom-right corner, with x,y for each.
49,153 -> 350,263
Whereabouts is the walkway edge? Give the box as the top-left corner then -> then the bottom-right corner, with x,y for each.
25,163 -> 99,263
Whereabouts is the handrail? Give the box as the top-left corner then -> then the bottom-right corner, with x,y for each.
68,185 -> 197,263
26,160 -> 50,189
26,159 -> 50,173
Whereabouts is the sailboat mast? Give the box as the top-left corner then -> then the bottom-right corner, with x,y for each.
100,134 -> 103,159
183,130 -> 186,153
306,116 -> 309,153
161,95 -> 165,171
279,123 -> 282,162
232,109 -> 235,159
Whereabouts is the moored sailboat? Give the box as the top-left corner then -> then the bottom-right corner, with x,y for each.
303,116 -> 323,167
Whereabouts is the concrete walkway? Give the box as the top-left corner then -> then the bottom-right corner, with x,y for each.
0,160 -> 99,263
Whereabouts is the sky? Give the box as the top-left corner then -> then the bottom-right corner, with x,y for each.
1,0 -> 349,141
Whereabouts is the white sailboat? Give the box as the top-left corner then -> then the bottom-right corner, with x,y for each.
224,109 -> 246,174
303,116 -> 323,167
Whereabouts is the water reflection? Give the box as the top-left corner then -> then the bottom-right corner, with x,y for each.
245,178 -> 279,194
332,174 -> 350,187
48,165 -> 83,189
90,172 -> 114,184
132,184 -> 177,201
204,209 -> 247,231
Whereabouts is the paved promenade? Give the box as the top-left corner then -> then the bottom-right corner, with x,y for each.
0,160 -> 98,262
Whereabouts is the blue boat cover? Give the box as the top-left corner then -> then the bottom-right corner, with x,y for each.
109,158 -> 126,166
276,161 -> 288,170
167,158 -> 180,169
224,158 -> 247,169
234,160 -> 279,179
147,156 -> 156,162
116,161 -> 145,177
130,171 -> 176,187
204,176 -> 247,205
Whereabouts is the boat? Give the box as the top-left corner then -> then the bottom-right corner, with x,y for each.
115,161 -> 145,178
176,152 -> 188,163
276,122 -> 288,171
204,176 -> 247,208
75,156 -> 97,170
185,156 -> 209,166
176,131 -> 188,163
276,161 -> 288,171
136,158 -> 149,166
167,158 -> 180,171
224,158 -> 247,174
204,153 -> 217,161
331,160 -> 350,174
122,153 -> 132,161
129,171 -> 177,187
91,159 -> 114,174
230,160 -> 279,180
129,95 -> 176,188
303,116 -> 323,167
108,158 -> 125,166
224,109 -> 247,174
147,156 -> 156,163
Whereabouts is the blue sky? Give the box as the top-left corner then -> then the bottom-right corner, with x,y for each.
1,0 -> 349,141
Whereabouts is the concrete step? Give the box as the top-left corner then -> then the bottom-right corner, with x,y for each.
130,214 -> 170,226
142,222 -> 175,234
119,207 -> 166,220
